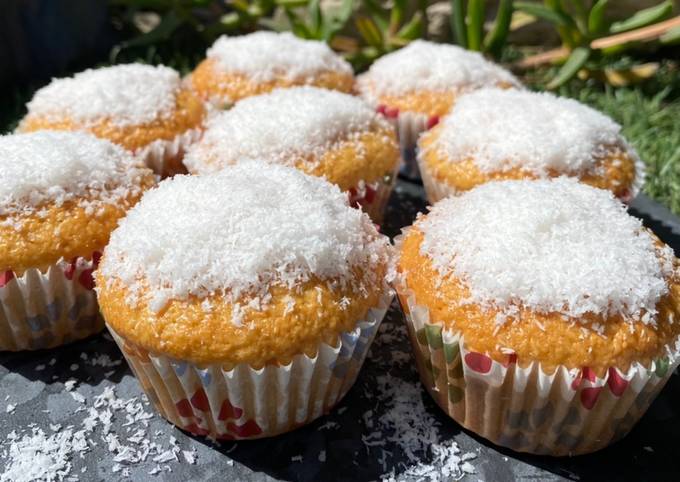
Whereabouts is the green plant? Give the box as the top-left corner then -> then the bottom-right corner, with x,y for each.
348,0 -> 426,69
449,0 -> 514,58
515,0 -> 676,88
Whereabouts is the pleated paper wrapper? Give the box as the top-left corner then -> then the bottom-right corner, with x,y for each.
396,280 -> 679,456
417,142 -> 647,206
135,128 -> 202,178
108,289 -> 394,440
0,253 -> 103,351
349,161 -> 400,224
375,107 -> 439,181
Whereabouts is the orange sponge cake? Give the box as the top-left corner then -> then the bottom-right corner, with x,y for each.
0,131 -> 154,350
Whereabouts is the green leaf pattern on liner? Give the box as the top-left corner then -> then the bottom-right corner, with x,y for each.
416,327 -> 428,346
424,324 -> 443,349
448,385 -> 464,404
443,342 -> 459,363
655,357 -> 669,378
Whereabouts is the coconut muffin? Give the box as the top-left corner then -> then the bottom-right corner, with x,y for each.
357,40 -> 520,178
418,88 -> 643,203
18,64 -> 206,177
184,87 -> 399,222
97,162 -> 393,439
396,178 -> 680,455
0,131 -> 155,350
189,32 -> 354,107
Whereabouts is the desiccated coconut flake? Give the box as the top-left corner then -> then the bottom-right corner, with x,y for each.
184,86 -> 387,175
428,88 -> 635,176
357,40 -> 519,102
206,32 -> 351,83
25,64 -> 181,127
0,131 -> 149,217
417,178 -> 674,322
100,162 -> 391,312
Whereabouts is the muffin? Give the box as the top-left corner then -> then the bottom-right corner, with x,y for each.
184,87 -> 400,223
418,88 -> 644,204
0,131 -> 155,350
396,178 -> 680,455
96,162 -> 393,439
18,64 -> 206,177
356,40 -> 521,178
189,31 -> 354,108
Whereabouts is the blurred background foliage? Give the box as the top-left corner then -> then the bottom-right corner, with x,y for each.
2,0 -> 680,213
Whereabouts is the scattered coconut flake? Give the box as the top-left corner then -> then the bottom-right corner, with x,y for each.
0,131 -> 150,217
416,178 -> 675,322
427,88 -> 636,176
184,87 -> 387,175
205,32 -> 351,84
24,64 -> 181,127
364,320 -> 478,481
357,40 -> 519,103
100,162 -> 391,312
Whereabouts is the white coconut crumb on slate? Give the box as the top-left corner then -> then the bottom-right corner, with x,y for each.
206,32 -> 351,84
363,323 -> 478,481
184,86 -> 387,175
0,131 -> 150,217
417,178 -> 675,322
24,64 -> 181,127
1,379 -> 196,481
428,88 -> 635,175
357,40 -> 520,102
100,162 -> 391,313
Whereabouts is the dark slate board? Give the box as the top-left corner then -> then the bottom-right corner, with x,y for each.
1,179 -> 678,482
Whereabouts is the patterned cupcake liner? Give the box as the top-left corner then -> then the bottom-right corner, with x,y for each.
393,230 -> 679,455
395,280 -> 679,456
107,288 -> 394,440
0,253 -> 104,351
134,128 -> 202,178
349,162 -> 400,224
417,142 -> 647,206
375,106 -> 439,181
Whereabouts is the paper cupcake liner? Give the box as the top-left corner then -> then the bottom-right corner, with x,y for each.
396,281 -> 679,455
0,253 -> 103,351
393,230 -> 679,455
107,288 -> 393,440
349,162 -> 400,224
622,141 -> 646,204
417,153 -> 457,204
376,106 -> 439,181
417,141 -> 647,206
134,128 -> 202,178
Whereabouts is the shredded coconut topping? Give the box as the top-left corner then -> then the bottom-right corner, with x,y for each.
357,40 -> 519,101
184,87 -> 385,174
206,32 -> 352,83
24,64 -> 181,127
100,162 -> 391,312
416,178 -> 675,321
428,88 -> 633,175
0,131 -> 150,216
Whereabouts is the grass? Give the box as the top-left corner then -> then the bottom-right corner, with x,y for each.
3,51 -> 680,216
541,62 -> 680,215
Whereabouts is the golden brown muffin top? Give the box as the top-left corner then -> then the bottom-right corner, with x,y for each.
398,179 -> 680,373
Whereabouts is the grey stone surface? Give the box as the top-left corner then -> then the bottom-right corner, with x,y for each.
0,180 -> 678,481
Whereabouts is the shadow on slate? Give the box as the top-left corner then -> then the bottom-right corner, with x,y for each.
0,331 -> 127,387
